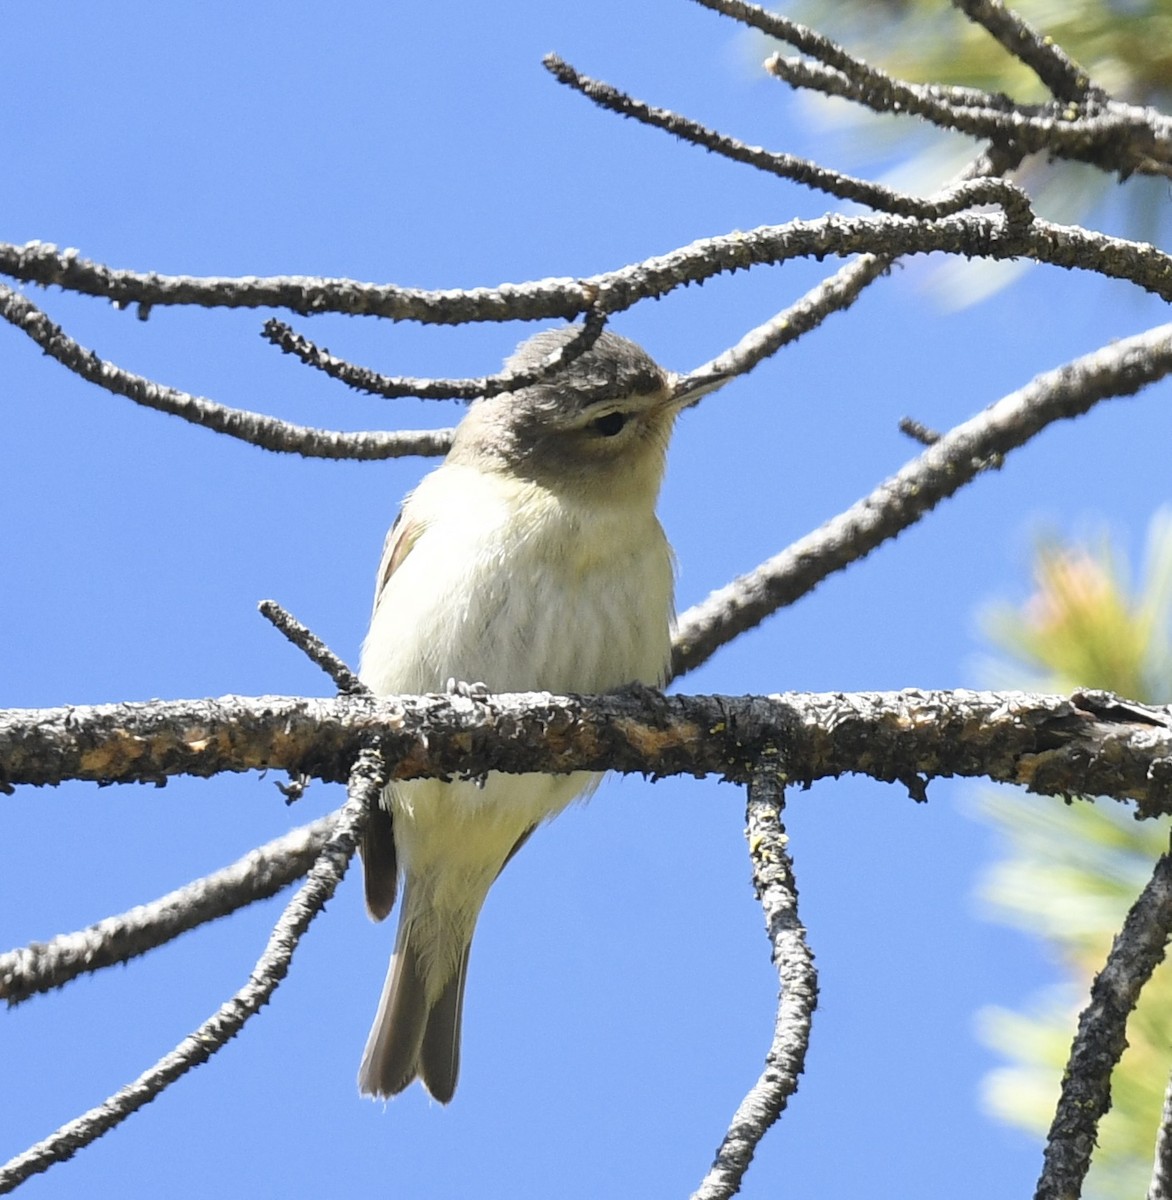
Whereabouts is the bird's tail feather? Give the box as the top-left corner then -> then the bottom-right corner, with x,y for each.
417,947 -> 469,1103
358,904 -> 472,1104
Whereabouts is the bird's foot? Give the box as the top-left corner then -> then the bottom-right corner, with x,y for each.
445,679 -> 491,788
445,678 -> 491,701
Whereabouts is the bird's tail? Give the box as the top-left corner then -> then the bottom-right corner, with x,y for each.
358,898 -> 473,1104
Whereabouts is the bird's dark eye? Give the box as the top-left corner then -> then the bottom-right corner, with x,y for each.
589,411 -> 627,438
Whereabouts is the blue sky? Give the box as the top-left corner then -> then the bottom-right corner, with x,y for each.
3,2 -> 1170,1197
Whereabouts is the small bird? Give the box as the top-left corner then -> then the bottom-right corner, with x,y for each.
357,326 -> 713,1102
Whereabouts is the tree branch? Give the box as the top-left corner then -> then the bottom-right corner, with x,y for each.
0,814 -> 337,1006
671,322 -> 1172,678
0,283 -> 454,460
1035,829 -> 1172,1200
2,688 -> 1171,813
692,761 -> 817,1200
258,600 -> 366,695
260,309 -> 607,400
3,213 -> 1168,466
689,0 -> 897,94
763,54 -> 1171,179
676,137 -> 1027,409
680,253 -> 891,395
694,0 -> 1168,179
5,207 -> 1172,323
544,54 -> 1034,222
0,750 -> 378,1194
948,0 -> 1101,103
0,601 -> 360,1007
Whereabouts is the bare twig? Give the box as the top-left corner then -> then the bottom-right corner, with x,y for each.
672,322 -> 1172,679
258,600 -> 366,695
1035,833 -> 1172,1200
2,604 -> 374,1005
0,750 -> 379,1194
261,310 -> 607,400
692,760 -> 816,1200
0,283 -> 454,460
682,254 -> 891,394
0,815 -> 337,1006
898,417 -> 942,447
949,0 -> 1100,103
762,53 -> 1017,135
763,55 -> 1172,180
678,138 -> 1026,397
695,0 -> 1169,178
689,0 -> 898,93
544,54 -> 1035,225
0,608 -> 360,1004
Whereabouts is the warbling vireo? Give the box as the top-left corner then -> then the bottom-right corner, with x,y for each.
357,326 -> 713,1102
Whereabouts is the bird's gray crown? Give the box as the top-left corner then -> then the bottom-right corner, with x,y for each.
504,327 -> 667,414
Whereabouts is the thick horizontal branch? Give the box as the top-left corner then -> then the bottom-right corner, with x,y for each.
2,688 -> 1171,814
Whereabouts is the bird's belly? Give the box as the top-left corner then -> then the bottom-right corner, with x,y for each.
391,770 -> 591,888
361,509 -> 674,697
387,769 -> 592,985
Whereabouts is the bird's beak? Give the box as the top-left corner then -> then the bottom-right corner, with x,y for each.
666,365 -> 734,412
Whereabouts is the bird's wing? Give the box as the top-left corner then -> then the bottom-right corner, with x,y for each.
363,504 -> 428,922
371,507 -> 426,617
